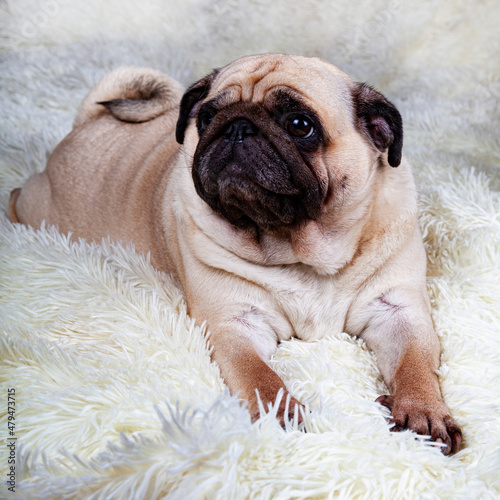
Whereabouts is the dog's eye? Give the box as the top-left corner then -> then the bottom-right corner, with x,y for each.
198,111 -> 215,134
285,114 -> 314,139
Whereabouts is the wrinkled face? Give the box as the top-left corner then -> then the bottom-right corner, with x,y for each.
176,54 -> 403,231
192,85 -> 331,230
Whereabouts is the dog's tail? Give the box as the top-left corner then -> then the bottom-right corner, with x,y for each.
74,67 -> 185,128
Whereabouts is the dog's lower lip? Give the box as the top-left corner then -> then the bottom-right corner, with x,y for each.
214,163 -> 300,196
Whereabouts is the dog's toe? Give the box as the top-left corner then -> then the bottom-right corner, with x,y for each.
377,393 -> 462,455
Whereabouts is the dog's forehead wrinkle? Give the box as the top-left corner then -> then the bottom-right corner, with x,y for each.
215,69 -> 312,105
266,87 -> 315,114
203,92 -> 230,110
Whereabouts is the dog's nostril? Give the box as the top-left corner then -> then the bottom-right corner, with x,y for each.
224,119 -> 257,143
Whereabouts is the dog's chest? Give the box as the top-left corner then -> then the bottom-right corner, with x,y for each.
260,266 -> 351,342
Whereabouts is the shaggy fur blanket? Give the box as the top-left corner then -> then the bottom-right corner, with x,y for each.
1,1 -> 499,498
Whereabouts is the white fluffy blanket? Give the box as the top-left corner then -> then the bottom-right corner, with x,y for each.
1,1 -> 499,498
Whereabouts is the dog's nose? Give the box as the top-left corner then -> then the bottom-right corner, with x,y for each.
224,119 -> 257,143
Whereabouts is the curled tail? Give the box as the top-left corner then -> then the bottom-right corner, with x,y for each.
74,67 -> 185,127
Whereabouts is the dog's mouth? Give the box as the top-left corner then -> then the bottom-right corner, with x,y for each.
192,103 -> 326,230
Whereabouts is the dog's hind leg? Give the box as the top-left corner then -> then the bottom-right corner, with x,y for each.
8,172 -> 53,228
8,188 -> 21,223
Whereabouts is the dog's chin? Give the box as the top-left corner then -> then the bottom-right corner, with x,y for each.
194,162 -> 307,230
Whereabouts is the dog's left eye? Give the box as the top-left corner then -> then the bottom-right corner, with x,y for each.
285,114 -> 315,139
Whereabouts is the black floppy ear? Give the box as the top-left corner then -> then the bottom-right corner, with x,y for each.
351,83 -> 403,167
175,69 -> 220,144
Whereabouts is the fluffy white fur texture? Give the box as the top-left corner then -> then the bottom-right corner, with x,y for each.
1,0 -> 499,498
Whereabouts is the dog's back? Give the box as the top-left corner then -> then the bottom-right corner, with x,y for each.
9,68 -> 184,262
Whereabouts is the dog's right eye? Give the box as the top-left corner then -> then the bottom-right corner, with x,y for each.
197,111 -> 215,134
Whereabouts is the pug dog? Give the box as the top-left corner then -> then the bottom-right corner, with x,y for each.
9,53 -> 462,454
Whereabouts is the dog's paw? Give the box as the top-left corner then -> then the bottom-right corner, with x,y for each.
276,394 -> 304,428
376,394 -> 462,455
249,390 -> 304,428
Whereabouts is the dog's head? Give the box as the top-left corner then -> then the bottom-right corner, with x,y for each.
176,54 -> 403,231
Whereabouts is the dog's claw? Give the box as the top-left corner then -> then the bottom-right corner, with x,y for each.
376,394 -> 394,409
376,394 -> 462,455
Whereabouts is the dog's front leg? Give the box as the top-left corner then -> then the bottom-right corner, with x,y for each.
350,289 -> 462,454
209,328 -> 302,424
190,301 -> 302,425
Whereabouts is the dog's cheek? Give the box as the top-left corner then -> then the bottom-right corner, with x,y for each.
319,136 -> 375,212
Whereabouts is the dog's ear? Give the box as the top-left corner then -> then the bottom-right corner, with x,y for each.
351,83 -> 403,167
176,69 -> 220,144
